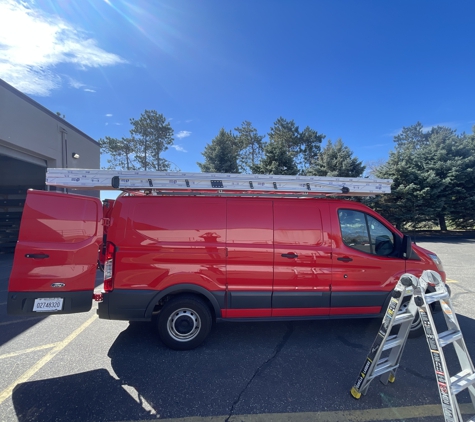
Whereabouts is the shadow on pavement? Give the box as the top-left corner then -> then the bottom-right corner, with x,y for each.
12,369 -> 154,422
10,313 -> 475,421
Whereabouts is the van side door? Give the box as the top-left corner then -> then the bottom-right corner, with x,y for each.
273,200 -> 332,317
225,199 -> 273,318
8,190 -> 102,315
331,206 -> 405,316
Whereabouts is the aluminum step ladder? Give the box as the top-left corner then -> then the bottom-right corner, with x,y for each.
350,273 -> 419,398
414,270 -> 475,422
351,270 -> 475,422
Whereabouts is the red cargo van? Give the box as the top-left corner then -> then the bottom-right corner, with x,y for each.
8,189 -> 445,350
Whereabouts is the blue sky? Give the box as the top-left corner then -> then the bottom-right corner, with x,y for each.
1,0 -> 474,174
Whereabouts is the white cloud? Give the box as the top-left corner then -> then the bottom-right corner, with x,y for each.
105,113 -> 113,117
84,88 -> 96,93
171,145 -> 187,152
176,130 -> 191,139
67,77 -> 85,89
0,0 -> 127,96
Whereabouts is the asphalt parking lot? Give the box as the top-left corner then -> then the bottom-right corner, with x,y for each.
1,237 -> 474,422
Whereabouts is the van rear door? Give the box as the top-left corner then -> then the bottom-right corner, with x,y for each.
8,190 -> 102,315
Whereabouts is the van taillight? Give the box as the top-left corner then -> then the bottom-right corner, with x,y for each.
103,242 -> 115,292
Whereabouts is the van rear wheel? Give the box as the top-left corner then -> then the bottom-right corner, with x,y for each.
157,296 -> 212,350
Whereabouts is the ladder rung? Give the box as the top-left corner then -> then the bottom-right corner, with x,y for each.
394,312 -> 414,325
373,358 -> 399,378
450,369 -> 475,395
425,290 -> 450,304
438,329 -> 462,347
382,335 -> 404,351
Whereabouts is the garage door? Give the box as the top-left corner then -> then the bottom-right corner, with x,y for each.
0,154 -> 46,253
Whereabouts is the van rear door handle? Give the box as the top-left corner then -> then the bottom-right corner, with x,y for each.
337,256 -> 353,262
25,254 -> 49,259
281,253 -> 298,259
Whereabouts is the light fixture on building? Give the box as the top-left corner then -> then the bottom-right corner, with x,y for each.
72,152 -> 80,159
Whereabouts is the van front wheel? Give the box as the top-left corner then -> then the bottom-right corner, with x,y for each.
399,302 -> 424,338
157,296 -> 212,350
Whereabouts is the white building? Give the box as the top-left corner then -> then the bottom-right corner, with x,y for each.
0,78 -> 100,252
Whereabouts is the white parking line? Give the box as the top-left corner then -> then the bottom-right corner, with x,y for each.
0,314 -> 97,404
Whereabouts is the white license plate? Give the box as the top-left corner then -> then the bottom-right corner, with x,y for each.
33,298 -> 64,312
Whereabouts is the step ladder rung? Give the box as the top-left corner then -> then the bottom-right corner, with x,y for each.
438,329 -> 462,347
373,358 -> 399,378
450,369 -> 475,395
382,335 -> 405,351
425,290 -> 450,305
393,312 -> 414,325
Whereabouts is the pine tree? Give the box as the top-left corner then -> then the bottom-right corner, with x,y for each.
370,123 -> 475,230
130,110 -> 174,171
234,121 -> 265,173
251,140 -> 298,175
99,136 -> 137,170
99,109 -> 173,171
197,128 -> 239,173
307,139 -> 365,177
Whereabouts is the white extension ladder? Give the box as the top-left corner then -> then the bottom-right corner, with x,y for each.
45,168 -> 391,196
351,270 -> 475,422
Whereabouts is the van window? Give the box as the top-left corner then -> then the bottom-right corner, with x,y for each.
338,210 -> 394,256
24,194 -> 99,244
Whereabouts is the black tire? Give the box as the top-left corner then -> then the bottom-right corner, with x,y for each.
157,295 -> 212,350
408,309 -> 424,338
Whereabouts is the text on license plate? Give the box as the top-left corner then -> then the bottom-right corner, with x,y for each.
33,298 -> 64,312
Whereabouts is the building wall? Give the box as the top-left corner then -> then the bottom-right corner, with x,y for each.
0,78 -> 99,171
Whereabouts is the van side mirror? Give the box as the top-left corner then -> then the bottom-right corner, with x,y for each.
401,235 -> 412,260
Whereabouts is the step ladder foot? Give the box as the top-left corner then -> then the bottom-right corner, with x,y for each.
350,387 -> 362,399
388,373 -> 396,383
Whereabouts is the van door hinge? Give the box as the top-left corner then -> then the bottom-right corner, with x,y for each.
101,218 -> 111,227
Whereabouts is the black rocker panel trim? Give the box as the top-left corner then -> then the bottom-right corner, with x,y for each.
331,291 -> 389,308
272,291 -> 330,308
227,291 -> 271,309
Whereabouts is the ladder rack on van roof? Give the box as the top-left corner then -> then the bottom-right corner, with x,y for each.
45,168 -> 392,197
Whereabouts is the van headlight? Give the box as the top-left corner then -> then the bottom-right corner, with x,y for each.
428,253 -> 444,272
